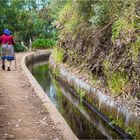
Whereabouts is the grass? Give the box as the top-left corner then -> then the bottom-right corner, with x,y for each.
107,72 -> 128,94
130,36 -> 140,61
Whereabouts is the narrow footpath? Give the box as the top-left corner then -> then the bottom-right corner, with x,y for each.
0,53 -> 64,139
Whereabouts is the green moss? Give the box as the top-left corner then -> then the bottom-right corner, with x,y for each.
52,47 -> 64,63
51,77 -> 63,98
49,64 -> 60,77
109,116 -> 139,138
110,118 -> 124,128
125,126 -> 138,139
77,88 -> 86,102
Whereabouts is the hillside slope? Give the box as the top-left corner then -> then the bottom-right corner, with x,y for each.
51,0 -> 140,98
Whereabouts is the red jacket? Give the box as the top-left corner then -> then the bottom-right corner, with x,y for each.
0,34 -> 14,45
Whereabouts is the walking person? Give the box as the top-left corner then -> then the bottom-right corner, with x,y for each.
0,29 -> 15,71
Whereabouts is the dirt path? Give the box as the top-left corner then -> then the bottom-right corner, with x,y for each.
0,53 -> 64,139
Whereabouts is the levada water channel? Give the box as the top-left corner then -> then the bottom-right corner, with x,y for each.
30,62 -> 122,139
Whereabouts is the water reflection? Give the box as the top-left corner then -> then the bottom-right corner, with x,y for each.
31,63 -> 121,139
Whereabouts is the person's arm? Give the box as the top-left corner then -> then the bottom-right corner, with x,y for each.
0,36 -> 2,44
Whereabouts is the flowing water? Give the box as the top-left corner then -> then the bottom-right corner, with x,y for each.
31,63 -> 121,139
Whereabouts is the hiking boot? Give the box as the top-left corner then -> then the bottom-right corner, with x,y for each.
2,65 -> 5,70
7,67 -> 11,71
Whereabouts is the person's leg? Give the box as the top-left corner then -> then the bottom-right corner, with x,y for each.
1,45 -> 6,70
2,60 -> 5,70
6,45 -> 14,71
7,60 -> 12,71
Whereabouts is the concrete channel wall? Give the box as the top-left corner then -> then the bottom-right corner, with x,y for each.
49,54 -> 140,124
49,54 -> 140,139
21,50 -> 78,140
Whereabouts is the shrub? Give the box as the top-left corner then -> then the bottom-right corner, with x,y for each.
46,38 -> 56,47
89,3 -> 110,28
14,43 -> 27,52
111,18 -> 125,41
32,38 -> 56,49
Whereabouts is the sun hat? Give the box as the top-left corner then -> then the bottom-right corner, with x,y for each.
4,29 -> 11,35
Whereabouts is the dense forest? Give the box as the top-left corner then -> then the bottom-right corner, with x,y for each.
0,0 -> 57,51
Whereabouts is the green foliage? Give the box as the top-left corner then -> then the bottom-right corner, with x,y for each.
73,0 -> 93,23
52,48 -> 64,63
46,38 -> 56,47
109,116 -> 139,138
89,0 -> 124,28
48,0 -> 127,43
32,38 -> 47,49
51,67 -> 60,79
92,75 -> 102,86
89,2 -> 110,28
32,38 -> 55,49
111,118 -> 124,128
112,18 -> 135,43
112,0 -> 138,42
103,60 -> 111,74
130,36 -> 140,61
107,72 -> 128,94
14,43 -> 27,52
48,0 -> 69,19
77,88 -> 86,102
111,18 -> 126,41
59,2 -> 78,33
125,127 -> 137,138
0,0 -> 55,46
